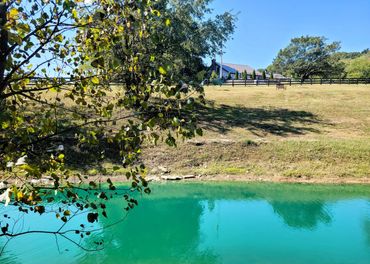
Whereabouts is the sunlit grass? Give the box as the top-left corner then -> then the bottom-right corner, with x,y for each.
142,84 -> 370,180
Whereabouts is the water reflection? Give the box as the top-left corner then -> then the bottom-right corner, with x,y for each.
270,201 -> 331,229
79,198 -> 219,264
0,183 -> 369,264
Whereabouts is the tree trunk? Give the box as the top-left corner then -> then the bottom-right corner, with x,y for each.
300,73 -> 310,84
0,2 -> 8,108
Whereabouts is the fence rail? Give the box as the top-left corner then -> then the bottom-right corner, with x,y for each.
24,77 -> 370,86
223,78 -> 370,87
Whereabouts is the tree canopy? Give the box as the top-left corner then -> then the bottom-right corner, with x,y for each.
0,0 -> 235,251
345,52 -> 370,78
268,36 -> 345,81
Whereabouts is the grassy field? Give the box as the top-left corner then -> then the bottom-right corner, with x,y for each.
142,84 -> 370,182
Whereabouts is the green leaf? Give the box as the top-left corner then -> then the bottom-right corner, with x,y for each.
195,128 -> 203,136
87,212 -> 99,223
91,58 -> 105,68
102,210 -> 107,218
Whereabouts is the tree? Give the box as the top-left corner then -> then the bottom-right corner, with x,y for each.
270,72 -> 274,79
335,49 -> 369,60
227,72 -> 231,80
252,70 -> 256,80
113,0 -> 236,83
0,3 -> 6,95
242,70 -> 247,80
262,71 -> 266,80
235,71 -> 239,80
345,53 -> 370,78
0,0 -> 235,252
269,36 -> 345,81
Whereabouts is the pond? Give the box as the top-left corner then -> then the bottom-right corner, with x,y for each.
1,182 -> 370,264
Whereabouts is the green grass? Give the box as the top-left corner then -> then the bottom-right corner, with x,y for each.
141,84 -> 370,180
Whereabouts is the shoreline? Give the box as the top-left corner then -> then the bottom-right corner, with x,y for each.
2,173 -> 369,186
82,174 -> 370,185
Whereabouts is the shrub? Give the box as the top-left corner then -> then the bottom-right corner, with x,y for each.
211,79 -> 223,86
210,70 -> 218,81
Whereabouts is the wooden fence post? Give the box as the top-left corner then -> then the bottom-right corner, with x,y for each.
268,79 -> 270,86
232,79 -> 234,87
290,79 -> 292,86
320,79 -> 322,85
245,79 -> 246,87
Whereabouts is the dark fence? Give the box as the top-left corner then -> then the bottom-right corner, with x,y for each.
223,78 -> 370,87
26,77 -> 370,87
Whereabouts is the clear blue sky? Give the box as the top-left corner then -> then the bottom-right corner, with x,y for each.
210,0 -> 370,69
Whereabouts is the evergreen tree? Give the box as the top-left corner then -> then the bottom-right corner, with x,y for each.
227,72 -> 232,80
262,70 -> 266,80
252,70 -> 256,80
270,72 -> 274,79
235,71 -> 239,80
242,70 -> 247,80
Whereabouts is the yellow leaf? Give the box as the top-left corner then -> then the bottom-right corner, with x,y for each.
159,66 -> 167,75
17,192 -> 23,200
9,8 -> 19,19
64,210 -> 71,216
91,76 -> 100,84
165,18 -> 171,26
1,122 -> 9,129
72,9 -> 78,19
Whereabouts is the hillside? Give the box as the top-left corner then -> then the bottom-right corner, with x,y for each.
139,84 -> 370,183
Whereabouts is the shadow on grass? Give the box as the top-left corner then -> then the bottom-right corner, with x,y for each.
195,101 -> 326,136
64,138 -> 122,172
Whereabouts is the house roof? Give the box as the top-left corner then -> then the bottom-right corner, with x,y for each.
216,62 -> 262,75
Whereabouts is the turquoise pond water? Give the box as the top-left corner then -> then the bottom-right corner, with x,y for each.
1,182 -> 370,264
